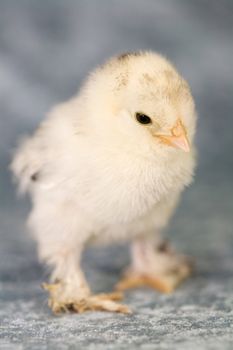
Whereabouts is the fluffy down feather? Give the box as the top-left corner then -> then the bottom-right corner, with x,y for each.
11,51 -> 197,314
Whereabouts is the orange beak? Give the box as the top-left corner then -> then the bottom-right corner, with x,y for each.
156,119 -> 190,152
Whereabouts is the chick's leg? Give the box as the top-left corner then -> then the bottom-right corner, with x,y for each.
116,236 -> 193,293
30,198 -> 130,314
41,249 -> 130,314
41,247 -> 130,314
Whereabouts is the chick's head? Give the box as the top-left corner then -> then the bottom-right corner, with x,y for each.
84,51 -> 197,157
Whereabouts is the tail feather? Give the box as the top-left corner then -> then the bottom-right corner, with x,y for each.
10,136 -> 43,194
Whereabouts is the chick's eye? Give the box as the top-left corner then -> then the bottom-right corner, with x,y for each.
135,112 -> 152,125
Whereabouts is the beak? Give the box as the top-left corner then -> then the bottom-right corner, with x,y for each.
156,119 -> 190,153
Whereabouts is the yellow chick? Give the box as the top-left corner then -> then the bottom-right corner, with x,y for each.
11,51 -> 197,314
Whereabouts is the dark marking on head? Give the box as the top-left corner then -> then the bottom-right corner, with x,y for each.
142,73 -> 156,84
30,172 -> 39,182
117,51 -> 142,61
115,72 -> 128,89
163,69 -> 175,80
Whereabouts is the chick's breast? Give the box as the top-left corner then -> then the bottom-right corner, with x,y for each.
71,134 -> 195,226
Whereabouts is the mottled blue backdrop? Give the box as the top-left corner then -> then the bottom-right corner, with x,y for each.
0,1 -> 233,349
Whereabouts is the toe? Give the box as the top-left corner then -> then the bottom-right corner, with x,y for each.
88,295 -> 131,314
96,291 -> 124,301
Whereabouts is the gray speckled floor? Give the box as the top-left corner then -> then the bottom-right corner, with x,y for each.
1,1 -> 233,349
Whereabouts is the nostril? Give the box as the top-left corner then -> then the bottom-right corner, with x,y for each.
171,126 -> 180,137
171,119 -> 186,137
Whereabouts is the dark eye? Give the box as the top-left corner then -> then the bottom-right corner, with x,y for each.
135,112 -> 152,124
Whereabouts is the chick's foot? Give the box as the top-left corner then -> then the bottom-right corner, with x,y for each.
42,282 -> 131,314
116,239 -> 194,293
115,261 -> 192,293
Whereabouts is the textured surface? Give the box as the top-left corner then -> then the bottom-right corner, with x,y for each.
1,1 -> 233,349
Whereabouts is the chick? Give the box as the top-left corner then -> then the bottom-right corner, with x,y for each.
11,51 -> 197,314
